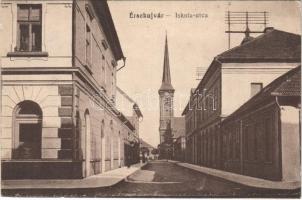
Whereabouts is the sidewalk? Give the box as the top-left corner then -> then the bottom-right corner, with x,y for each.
169,160 -> 300,190
1,162 -> 148,190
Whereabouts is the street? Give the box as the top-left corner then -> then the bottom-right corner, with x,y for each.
2,161 -> 300,197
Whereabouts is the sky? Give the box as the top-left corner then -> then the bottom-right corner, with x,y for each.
108,1 -> 301,147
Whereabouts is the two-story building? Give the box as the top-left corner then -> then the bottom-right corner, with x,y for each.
182,28 -> 300,181
1,0 -> 140,179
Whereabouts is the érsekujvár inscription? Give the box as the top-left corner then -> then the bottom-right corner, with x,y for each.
0,0 -> 301,198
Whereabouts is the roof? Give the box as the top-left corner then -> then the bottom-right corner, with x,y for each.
224,65 -> 301,122
217,28 -> 301,63
182,28 -> 301,116
92,1 -> 124,61
171,117 -> 185,138
118,113 -> 135,131
159,35 -> 174,92
271,68 -> 301,96
140,139 -> 155,149
116,86 -> 143,118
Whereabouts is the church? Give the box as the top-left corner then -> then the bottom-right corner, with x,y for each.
158,35 -> 185,159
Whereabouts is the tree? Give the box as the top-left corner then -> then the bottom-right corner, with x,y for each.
160,122 -> 174,159
151,148 -> 159,155
140,147 -> 149,156
163,122 -> 173,145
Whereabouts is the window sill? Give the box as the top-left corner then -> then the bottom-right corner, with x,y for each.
7,51 -> 49,57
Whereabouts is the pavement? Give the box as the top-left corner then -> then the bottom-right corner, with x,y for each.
1,162 -> 148,190
170,160 -> 301,190
2,161 -> 300,197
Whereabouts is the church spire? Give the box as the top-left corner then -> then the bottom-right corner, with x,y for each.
159,33 -> 174,92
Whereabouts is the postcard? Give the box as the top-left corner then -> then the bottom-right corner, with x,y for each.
0,0 -> 301,198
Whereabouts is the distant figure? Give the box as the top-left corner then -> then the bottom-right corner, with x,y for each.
142,154 -> 146,163
127,155 -> 131,168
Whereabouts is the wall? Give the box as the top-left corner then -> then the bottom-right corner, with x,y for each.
1,0 -> 74,161
74,0 -> 116,102
221,62 -> 299,117
1,0 -> 73,68
184,66 -> 221,165
76,82 -> 134,176
1,78 -> 72,160
280,106 -> 300,182
221,103 -> 282,180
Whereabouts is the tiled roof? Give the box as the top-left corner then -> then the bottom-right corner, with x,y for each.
224,66 -> 301,122
272,69 -> 301,96
217,29 -> 301,63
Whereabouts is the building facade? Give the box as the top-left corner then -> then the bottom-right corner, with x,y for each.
116,86 -> 143,166
182,28 -> 301,181
220,66 -> 300,181
1,0 -> 140,179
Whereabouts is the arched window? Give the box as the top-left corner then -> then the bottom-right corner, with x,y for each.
13,100 -> 42,159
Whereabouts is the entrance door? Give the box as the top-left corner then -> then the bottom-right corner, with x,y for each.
13,100 -> 42,160
18,124 -> 42,159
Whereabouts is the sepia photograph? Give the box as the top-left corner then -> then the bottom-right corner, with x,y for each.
0,0 -> 301,198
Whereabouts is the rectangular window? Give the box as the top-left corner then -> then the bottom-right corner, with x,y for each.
17,4 -> 42,52
86,25 -> 92,67
251,83 -> 263,97
101,55 -> 106,86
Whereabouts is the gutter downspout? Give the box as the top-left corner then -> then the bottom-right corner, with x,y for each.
240,120 -> 243,174
275,96 -> 283,181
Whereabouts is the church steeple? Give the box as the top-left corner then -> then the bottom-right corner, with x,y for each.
158,33 -> 174,144
159,34 -> 174,92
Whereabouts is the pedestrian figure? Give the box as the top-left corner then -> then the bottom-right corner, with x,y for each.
142,154 -> 146,163
127,155 -> 131,168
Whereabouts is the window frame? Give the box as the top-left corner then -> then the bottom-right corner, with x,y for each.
86,24 -> 92,68
8,4 -> 48,57
17,4 -> 42,52
251,82 -> 263,97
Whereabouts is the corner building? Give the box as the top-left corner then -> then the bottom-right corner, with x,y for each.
1,0 -> 139,179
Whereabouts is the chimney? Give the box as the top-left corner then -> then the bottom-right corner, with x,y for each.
241,26 -> 254,45
264,27 -> 274,33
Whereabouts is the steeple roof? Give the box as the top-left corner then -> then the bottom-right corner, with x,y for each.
159,34 -> 174,92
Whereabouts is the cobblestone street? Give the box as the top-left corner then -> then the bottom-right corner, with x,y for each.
2,161 -> 300,197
